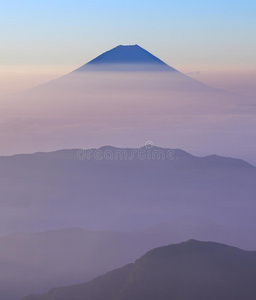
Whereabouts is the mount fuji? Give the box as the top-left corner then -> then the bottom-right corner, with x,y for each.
74,44 -> 178,72
1,45 -> 255,160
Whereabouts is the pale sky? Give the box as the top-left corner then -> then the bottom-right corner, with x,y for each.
1,0 -> 256,96
0,0 -> 256,163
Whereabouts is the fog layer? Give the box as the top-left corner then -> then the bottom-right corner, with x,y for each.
0,71 -> 255,163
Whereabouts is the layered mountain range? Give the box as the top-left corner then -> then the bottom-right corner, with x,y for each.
23,240 -> 256,300
1,45 -> 256,300
1,219 -> 256,300
1,145 -> 256,299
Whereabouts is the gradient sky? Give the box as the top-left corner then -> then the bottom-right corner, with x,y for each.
1,0 -> 256,95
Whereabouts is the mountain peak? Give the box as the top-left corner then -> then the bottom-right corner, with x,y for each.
22,240 -> 256,300
136,239 -> 242,264
116,44 -> 140,47
74,44 -> 178,72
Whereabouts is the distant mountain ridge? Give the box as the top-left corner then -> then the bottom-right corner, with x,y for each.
74,44 -> 177,72
22,240 -> 256,300
0,145 -> 256,234
3,145 -> 252,167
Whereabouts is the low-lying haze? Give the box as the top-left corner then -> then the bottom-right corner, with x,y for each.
0,69 -> 256,163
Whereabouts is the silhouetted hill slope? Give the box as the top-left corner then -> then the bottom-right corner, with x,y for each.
2,218 -> 256,300
23,240 -> 256,300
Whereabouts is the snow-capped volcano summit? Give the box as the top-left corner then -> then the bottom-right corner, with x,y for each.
75,44 -> 177,72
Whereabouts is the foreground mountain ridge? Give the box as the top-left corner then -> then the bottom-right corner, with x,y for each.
2,219 -> 256,300
22,240 -> 256,300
